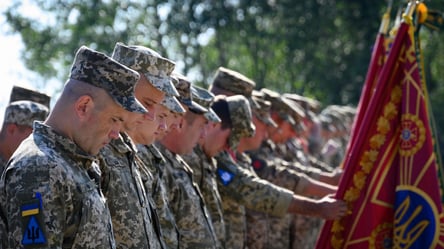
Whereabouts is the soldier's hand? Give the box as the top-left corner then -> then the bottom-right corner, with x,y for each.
315,194 -> 347,220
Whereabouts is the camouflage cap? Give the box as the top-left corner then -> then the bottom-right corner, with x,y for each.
209,67 -> 256,97
4,100 -> 49,127
161,95 -> 186,114
260,88 -> 294,125
226,95 -> 256,150
191,85 -> 221,123
9,86 -> 51,108
251,90 -> 277,127
111,42 -> 179,97
172,72 -> 207,114
69,45 -> 147,114
283,93 -> 321,113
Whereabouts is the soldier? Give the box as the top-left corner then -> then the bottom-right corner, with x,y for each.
156,73 -> 219,248
113,43 -> 185,249
181,86 -> 226,247
0,86 -> 50,174
0,86 -> 50,248
97,42 -> 183,249
0,46 -> 145,248
209,67 -> 346,248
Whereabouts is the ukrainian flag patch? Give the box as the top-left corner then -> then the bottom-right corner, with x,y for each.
20,192 -> 47,245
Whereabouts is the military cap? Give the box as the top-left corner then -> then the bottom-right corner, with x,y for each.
283,93 -> 321,113
4,101 -> 49,127
260,88 -> 296,125
69,45 -> 147,114
111,42 -> 179,97
160,76 -> 186,114
172,72 -> 207,114
226,95 -> 256,150
251,90 -> 277,128
192,85 -> 221,123
209,67 -> 256,97
9,85 -> 51,108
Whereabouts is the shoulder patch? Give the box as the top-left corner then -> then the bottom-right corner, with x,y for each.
217,168 -> 235,186
20,192 -> 47,246
252,158 -> 266,171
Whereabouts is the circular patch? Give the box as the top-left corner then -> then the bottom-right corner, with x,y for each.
393,186 -> 439,248
399,114 -> 425,157
369,223 -> 393,249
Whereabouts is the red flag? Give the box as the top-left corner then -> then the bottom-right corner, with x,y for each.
316,3 -> 444,248
344,10 -> 390,157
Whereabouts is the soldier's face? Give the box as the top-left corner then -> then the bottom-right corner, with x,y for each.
156,112 -> 181,140
78,97 -> 127,155
203,122 -> 230,157
239,116 -> 267,151
179,113 -> 207,154
127,76 -> 166,142
9,124 -> 33,153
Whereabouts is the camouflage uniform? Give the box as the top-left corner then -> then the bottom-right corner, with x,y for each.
99,133 -> 164,249
0,45 -> 145,249
137,144 -> 180,249
182,145 -> 226,248
212,95 -> 294,249
0,85 -> 51,248
257,89 -> 326,249
0,122 -> 116,248
215,151 -> 294,249
156,143 -> 219,248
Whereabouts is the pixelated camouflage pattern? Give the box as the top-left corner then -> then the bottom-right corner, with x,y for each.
156,143 -> 219,248
290,213 -> 322,249
172,73 -> 207,114
111,43 -> 179,97
3,100 -> 49,127
9,85 -> 51,108
0,155 -> 6,249
161,95 -> 186,114
69,45 -> 146,114
261,88 -> 301,126
214,151 -> 294,249
137,144 -> 180,249
191,86 -> 221,123
251,90 -> 277,127
99,133 -> 164,249
282,93 -> 322,113
0,155 -> 6,184
250,139 -> 325,249
226,95 -> 256,150
182,145 -> 226,248
0,121 -> 116,248
209,67 -> 256,97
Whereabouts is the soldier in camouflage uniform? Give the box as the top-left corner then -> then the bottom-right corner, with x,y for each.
156,73 -> 220,248
0,86 -> 50,174
97,43 -> 185,249
0,46 -> 144,249
256,89 -> 340,249
208,67 -> 346,249
181,87 -> 226,248
0,86 -> 50,248
112,43 -> 185,249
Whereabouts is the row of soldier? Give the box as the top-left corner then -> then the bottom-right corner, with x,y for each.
0,43 -> 351,249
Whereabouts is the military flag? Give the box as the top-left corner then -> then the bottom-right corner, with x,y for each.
316,2 -> 444,248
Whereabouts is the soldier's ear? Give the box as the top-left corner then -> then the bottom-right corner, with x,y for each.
74,95 -> 94,121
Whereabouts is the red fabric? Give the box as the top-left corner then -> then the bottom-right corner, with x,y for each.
316,20 -> 444,249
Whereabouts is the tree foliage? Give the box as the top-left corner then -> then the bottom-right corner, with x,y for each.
4,0 -> 444,147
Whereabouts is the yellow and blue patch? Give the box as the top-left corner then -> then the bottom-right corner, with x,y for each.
20,192 -> 47,246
